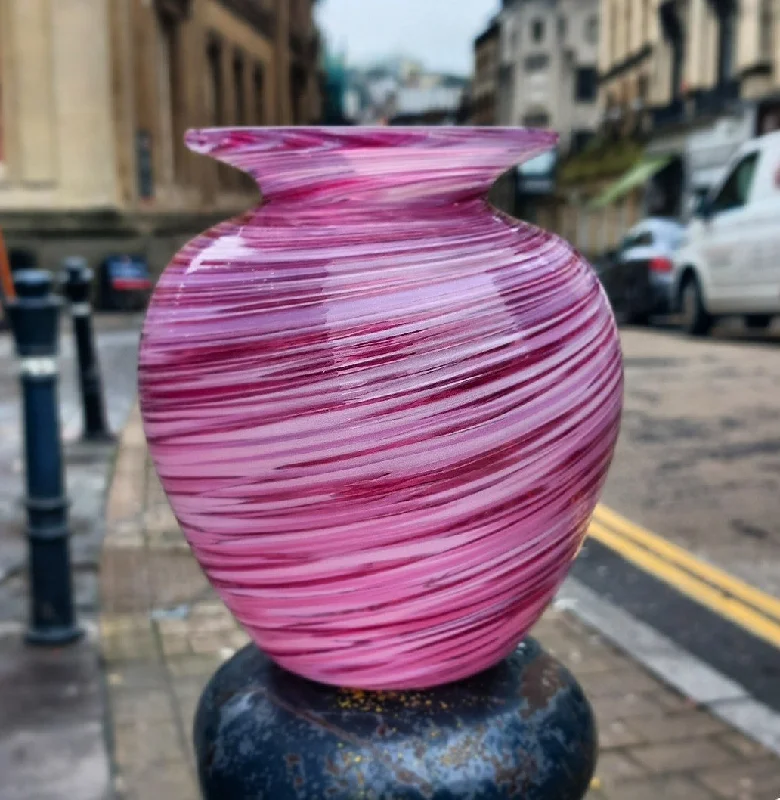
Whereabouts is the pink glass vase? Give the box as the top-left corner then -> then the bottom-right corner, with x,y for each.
139,127 -> 623,690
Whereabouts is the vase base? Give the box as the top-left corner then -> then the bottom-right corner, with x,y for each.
194,637 -> 597,799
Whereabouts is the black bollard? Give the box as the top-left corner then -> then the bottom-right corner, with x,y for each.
61,257 -> 113,442
4,270 -> 83,645
194,638 -> 597,799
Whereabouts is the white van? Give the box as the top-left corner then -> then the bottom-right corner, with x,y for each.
671,131 -> 780,335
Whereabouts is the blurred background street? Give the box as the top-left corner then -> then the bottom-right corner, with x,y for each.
0,0 -> 779,798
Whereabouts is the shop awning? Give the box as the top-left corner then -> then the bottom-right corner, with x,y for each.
588,155 -> 673,209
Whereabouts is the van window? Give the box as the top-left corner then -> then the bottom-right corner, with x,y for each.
622,230 -> 654,250
632,231 -> 654,247
691,188 -> 710,214
711,152 -> 760,213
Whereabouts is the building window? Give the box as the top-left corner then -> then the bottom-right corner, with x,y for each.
575,67 -> 598,102
661,2 -> 685,100
642,0 -> 651,44
717,0 -> 737,84
206,38 -> 223,126
510,28 -> 519,52
525,54 -> 550,72
585,15 -> 599,45
531,19 -> 545,43
761,0 -> 774,59
571,130 -> 593,153
156,10 -> 181,185
290,64 -> 307,124
523,111 -> 550,128
205,37 -> 230,188
638,74 -> 649,105
233,53 -> 246,125
625,2 -> 632,53
253,64 -> 265,124
558,16 -> 567,40
609,0 -> 617,62
136,131 -> 154,200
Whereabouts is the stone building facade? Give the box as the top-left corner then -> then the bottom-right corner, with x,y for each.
0,0 -> 321,270
498,0 -> 601,152
599,0 -> 780,121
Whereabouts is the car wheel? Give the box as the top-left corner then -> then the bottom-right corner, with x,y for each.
744,314 -> 772,330
680,275 -> 713,336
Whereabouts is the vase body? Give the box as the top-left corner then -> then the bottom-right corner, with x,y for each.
139,128 -> 623,690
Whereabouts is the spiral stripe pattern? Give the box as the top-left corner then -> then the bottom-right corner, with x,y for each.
139,128 -> 623,690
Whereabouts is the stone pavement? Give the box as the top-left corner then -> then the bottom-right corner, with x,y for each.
101,407 -> 780,800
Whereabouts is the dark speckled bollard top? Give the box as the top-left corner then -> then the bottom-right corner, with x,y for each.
193,639 -> 597,799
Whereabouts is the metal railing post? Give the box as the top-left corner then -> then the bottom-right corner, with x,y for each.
5,269 -> 83,645
61,257 -> 113,442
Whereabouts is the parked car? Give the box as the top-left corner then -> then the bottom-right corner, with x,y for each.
597,218 -> 685,324
591,247 -> 619,278
97,255 -> 152,311
672,130 -> 780,335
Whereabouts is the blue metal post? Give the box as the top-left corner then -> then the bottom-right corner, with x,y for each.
61,257 -> 113,442
4,270 -> 83,645
193,638 -> 597,799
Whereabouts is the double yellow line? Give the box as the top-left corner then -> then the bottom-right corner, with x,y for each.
588,505 -> 780,649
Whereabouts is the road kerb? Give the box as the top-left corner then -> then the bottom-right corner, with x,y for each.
556,579 -> 780,757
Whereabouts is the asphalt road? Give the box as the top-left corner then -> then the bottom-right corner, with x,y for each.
602,321 -> 780,596
574,318 -> 780,716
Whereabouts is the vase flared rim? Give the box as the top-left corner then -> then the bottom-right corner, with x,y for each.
185,126 -> 559,155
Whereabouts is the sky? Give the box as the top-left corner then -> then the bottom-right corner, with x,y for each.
315,0 -> 501,76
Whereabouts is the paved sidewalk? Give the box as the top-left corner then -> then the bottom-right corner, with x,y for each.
101,407 -> 780,800
0,314 -> 142,800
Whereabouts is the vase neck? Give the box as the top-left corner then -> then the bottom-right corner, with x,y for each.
186,127 -> 558,209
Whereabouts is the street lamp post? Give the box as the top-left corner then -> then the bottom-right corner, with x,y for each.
193,639 -> 597,799
61,257 -> 113,442
4,270 -> 83,645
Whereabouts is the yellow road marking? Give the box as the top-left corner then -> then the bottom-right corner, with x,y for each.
587,517 -> 780,650
593,504 -> 780,623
